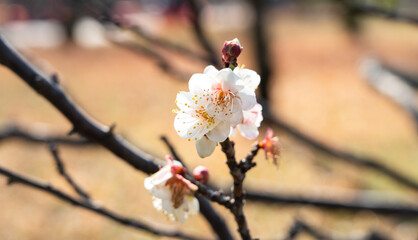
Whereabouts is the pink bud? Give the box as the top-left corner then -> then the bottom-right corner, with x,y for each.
193,165 -> 209,184
222,38 -> 243,67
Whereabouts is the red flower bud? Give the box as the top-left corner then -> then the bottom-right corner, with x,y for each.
193,165 -> 209,184
222,38 -> 243,68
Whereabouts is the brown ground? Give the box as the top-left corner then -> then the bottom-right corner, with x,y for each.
0,9 -> 417,240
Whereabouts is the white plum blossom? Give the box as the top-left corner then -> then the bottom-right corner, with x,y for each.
231,103 -> 263,140
144,156 -> 199,223
174,64 -> 261,158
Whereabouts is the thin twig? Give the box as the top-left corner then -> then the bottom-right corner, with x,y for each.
111,40 -> 190,81
0,35 -> 233,240
48,142 -> 91,200
0,124 -> 91,146
160,135 -> 185,164
0,166 -> 205,240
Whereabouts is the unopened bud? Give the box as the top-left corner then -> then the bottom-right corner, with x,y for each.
193,165 -> 209,184
222,38 -> 243,68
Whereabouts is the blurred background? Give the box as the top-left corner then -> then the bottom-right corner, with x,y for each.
0,0 -> 417,239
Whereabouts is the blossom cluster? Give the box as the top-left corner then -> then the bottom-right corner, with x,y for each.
173,64 -> 263,157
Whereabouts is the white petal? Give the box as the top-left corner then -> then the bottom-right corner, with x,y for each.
238,124 -> 259,139
195,136 -> 216,158
152,197 -> 163,211
234,67 -> 261,91
229,127 -> 237,138
189,73 -> 214,94
217,68 -> 243,92
206,120 -> 231,142
228,100 -> 243,127
203,65 -> 219,77
185,195 -> 200,215
174,112 -> 212,141
237,89 -> 256,110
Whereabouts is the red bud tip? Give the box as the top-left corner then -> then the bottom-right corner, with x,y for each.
193,165 -> 209,184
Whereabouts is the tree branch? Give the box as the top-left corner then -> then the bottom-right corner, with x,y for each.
348,3 -> 418,25
221,139 -> 253,240
185,0 -> 220,68
0,35 -> 233,240
283,219 -> 390,240
48,142 -> 91,200
259,99 -> 418,192
245,190 -> 418,216
0,124 -> 91,146
0,165 -> 205,240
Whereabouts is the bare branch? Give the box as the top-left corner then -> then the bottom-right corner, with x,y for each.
0,165 -> 206,240
48,142 -> 91,200
283,219 -> 390,240
185,0 -> 220,68
348,3 -> 418,25
112,40 -> 190,81
0,35 -> 233,240
259,99 -> 418,191
245,190 -> 418,216
0,124 -> 91,146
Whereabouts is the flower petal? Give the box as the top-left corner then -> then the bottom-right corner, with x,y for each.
189,73 -> 215,94
195,136 -> 216,158
234,67 -> 261,91
203,65 -> 218,77
174,112 -> 213,141
217,68 -> 243,92
237,88 -> 256,110
206,120 -> 231,142
238,124 -> 259,139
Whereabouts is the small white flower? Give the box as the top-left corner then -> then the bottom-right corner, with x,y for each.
144,156 -> 199,223
231,103 -> 263,140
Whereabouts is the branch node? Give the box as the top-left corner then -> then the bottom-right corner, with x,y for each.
67,127 -> 77,136
51,73 -> 59,84
7,177 -> 17,185
106,123 -> 116,136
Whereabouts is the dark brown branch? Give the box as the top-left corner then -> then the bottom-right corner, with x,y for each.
348,3 -> 418,25
0,35 -> 233,240
220,139 -> 253,240
259,99 -> 418,191
247,0 -> 272,100
283,220 -> 390,240
160,135 -> 185,164
0,166 -> 205,240
245,190 -> 418,216
185,0 -> 220,68
111,40 -> 190,81
48,142 -> 91,200
128,26 -> 212,64
87,0 -> 210,64
0,124 -> 91,146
